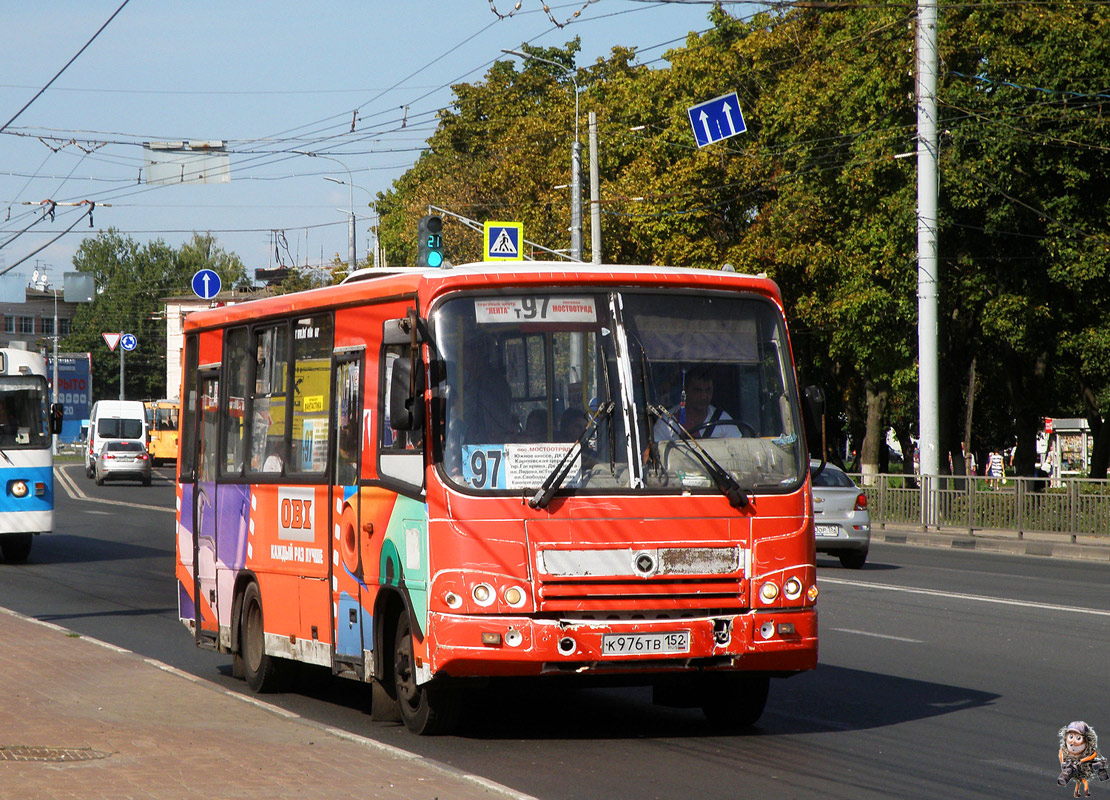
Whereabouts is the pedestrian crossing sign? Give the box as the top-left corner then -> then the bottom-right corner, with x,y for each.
484,221 -> 524,261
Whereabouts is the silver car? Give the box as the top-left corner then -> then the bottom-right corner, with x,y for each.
95,440 -> 152,486
811,461 -> 871,568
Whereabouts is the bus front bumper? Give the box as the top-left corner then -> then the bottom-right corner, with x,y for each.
423,608 -> 817,680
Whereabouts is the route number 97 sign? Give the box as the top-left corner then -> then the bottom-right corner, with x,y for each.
474,297 -> 597,324
462,443 -> 581,490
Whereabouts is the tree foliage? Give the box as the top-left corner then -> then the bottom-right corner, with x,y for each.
376,4 -> 1110,476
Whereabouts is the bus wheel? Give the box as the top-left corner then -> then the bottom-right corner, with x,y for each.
240,583 -> 292,693
0,534 -> 32,564
700,673 -> 770,730
392,612 -> 460,735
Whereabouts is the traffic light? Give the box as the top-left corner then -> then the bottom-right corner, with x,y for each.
417,215 -> 444,268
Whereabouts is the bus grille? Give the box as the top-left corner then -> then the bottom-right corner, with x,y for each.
534,546 -> 745,612
537,578 -> 746,612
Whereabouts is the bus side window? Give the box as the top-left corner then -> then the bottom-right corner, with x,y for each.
287,315 -> 333,476
223,327 -> 249,475
248,324 -> 289,474
382,345 -> 422,451
379,343 -> 424,489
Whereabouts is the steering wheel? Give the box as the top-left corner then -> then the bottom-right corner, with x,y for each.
689,419 -> 757,438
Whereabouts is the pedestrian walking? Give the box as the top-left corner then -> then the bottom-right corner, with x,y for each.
987,449 -> 1004,488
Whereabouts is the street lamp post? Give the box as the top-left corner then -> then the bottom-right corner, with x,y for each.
321,171 -> 355,269
502,49 -> 582,262
297,151 -> 357,271
51,285 -> 58,455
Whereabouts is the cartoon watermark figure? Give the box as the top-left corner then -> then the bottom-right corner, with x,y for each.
1058,721 -> 1109,797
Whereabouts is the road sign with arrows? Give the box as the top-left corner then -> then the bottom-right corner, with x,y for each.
687,91 -> 747,148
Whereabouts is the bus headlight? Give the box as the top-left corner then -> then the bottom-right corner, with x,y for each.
783,577 -> 803,600
759,581 -> 779,603
503,586 -> 525,607
10,480 -> 28,498
472,583 -> 495,607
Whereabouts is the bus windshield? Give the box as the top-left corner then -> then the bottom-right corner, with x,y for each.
0,375 -> 51,448
434,289 -> 805,496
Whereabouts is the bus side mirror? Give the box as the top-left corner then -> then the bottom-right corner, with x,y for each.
389,357 -> 425,431
802,386 -> 826,466
50,403 -> 64,435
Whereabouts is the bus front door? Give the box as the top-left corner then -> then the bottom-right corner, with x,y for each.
192,370 -> 221,645
330,355 -> 366,676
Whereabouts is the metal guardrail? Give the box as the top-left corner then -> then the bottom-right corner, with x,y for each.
853,473 -> 1110,540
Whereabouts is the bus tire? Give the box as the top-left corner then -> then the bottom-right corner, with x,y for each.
0,534 -> 32,564
392,612 -> 460,735
700,673 -> 770,729
240,582 -> 292,693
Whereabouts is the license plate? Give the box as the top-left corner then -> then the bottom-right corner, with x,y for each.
814,524 -> 841,537
601,631 -> 690,656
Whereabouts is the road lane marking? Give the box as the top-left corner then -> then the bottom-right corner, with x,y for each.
829,627 -> 923,643
821,576 -> 1110,617
54,464 -> 173,514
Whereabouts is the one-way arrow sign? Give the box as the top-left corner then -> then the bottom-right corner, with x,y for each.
687,91 -> 747,148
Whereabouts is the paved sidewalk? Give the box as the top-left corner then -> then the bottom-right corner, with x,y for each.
0,608 -> 532,800
873,523 -> 1110,562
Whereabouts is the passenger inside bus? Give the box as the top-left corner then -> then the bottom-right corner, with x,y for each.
523,409 -> 547,442
653,367 -> 749,440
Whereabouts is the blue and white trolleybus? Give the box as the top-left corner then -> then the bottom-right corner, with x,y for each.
0,348 -> 63,563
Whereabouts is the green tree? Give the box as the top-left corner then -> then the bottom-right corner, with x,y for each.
373,4 -> 1110,479
939,3 -> 1110,476
62,230 -> 248,401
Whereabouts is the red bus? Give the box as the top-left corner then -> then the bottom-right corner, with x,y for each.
175,262 -> 821,734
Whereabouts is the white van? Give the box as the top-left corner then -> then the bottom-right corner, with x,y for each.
85,400 -> 148,478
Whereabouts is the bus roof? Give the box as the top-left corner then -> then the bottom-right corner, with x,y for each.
183,262 -> 784,333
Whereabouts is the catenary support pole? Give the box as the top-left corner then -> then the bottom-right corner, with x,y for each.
589,112 -> 601,265
917,0 -> 940,524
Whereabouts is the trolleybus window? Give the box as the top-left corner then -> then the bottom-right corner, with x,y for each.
0,376 -> 51,447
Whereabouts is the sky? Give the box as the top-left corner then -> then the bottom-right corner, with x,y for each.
0,0 -> 730,289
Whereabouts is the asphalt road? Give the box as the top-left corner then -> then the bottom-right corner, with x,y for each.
3,462 -> 1107,800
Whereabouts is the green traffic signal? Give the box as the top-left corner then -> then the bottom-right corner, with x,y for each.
417,215 -> 444,268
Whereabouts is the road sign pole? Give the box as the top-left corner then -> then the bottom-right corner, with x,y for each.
119,348 -> 124,401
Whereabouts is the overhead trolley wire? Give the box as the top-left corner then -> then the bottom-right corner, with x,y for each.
0,0 -> 132,134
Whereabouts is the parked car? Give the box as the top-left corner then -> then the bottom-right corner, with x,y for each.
811,461 -> 870,568
95,440 -> 152,486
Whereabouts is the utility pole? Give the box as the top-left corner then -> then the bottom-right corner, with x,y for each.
570,133 -> 582,263
917,0 -> 940,521
589,111 -> 601,264
502,49 -> 582,262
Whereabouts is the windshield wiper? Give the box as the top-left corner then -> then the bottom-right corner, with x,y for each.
528,400 -> 614,510
649,404 -> 749,510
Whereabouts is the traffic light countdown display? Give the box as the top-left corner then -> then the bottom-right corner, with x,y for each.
417,215 -> 444,268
